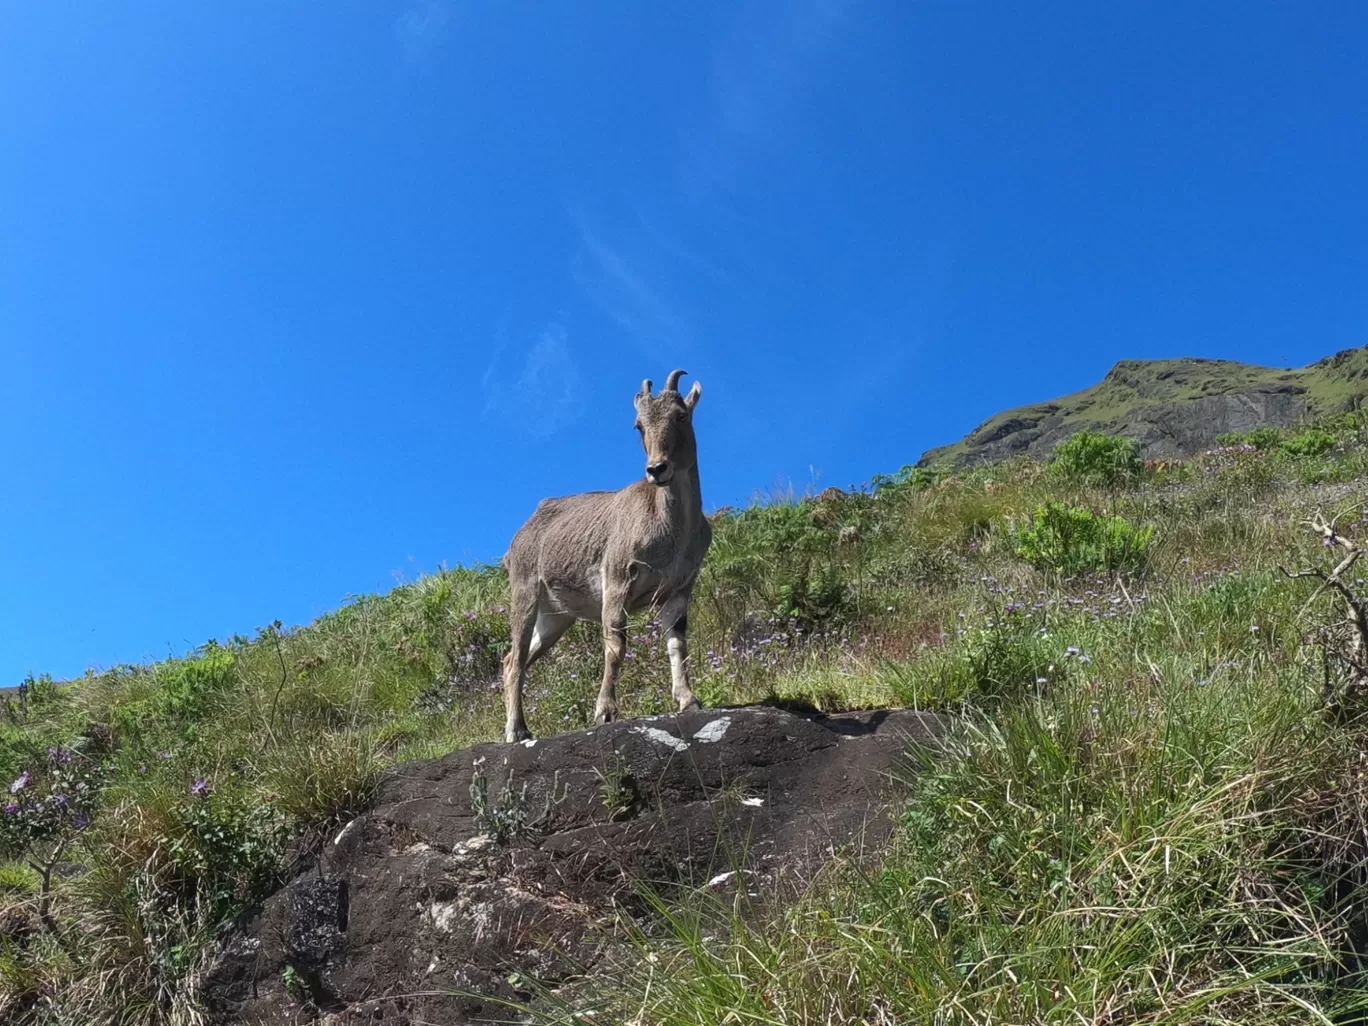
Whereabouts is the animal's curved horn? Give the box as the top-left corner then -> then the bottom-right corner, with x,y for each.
639,378 -> 653,397
664,369 -> 687,393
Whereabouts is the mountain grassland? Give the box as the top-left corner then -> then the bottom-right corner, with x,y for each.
11,414 -> 1368,1022
921,345 -> 1368,467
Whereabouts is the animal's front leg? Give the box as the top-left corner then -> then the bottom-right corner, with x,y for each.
662,593 -> 702,712
596,587 -> 629,725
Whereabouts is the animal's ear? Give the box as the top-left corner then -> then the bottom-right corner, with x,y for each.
684,380 -> 703,411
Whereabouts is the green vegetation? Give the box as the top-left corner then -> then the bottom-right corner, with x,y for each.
922,344 -> 1368,467
1048,429 -> 1144,487
1014,501 -> 1154,575
11,418 -> 1368,1021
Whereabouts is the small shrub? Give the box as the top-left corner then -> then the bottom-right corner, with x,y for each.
774,562 -> 850,626
0,745 -> 103,867
261,731 -> 385,833
1014,502 -> 1154,576
871,463 -> 944,496
162,788 -> 289,918
867,546 -> 960,589
471,768 -> 532,844
1217,426 -> 1283,450
108,642 -> 239,746
1049,431 -> 1143,487
0,861 -> 39,894
1280,427 -> 1336,458
0,674 -> 62,726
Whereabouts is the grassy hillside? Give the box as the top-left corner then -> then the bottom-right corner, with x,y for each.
9,416 -> 1368,1020
921,343 -> 1368,468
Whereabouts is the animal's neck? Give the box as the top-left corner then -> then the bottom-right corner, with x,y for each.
655,465 -> 703,529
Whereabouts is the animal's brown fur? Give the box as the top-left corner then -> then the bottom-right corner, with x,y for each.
500,370 -> 712,741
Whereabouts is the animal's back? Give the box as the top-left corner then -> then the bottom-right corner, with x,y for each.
506,490 -> 621,585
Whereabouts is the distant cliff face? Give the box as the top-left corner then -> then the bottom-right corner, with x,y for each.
919,346 -> 1368,467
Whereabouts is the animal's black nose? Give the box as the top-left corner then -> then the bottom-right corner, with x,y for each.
648,461 -> 670,478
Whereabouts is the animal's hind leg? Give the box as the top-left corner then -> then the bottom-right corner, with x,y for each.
661,592 -> 702,712
503,590 -> 539,743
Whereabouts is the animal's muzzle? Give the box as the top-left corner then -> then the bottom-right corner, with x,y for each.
647,461 -> 672,484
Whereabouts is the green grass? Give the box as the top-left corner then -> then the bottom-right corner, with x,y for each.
10,417 -> 1368,1021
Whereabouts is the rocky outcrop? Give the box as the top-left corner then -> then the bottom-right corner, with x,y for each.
933,386 -> 1310,466
920,346 -> 1368,468
203,705 -> 946,1025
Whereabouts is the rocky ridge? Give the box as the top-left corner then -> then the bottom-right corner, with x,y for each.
920,344 -> 1368,467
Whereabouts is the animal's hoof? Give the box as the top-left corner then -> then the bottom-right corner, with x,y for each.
594,706 -> 619,725
677,694 -> 703,712
506,723 -> 533,744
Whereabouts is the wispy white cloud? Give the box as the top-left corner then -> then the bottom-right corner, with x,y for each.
571,222 -> 687,363
395,0 -> 453,69
481,323 -> 586,438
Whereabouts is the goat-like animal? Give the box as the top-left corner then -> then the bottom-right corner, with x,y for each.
500,369 -> 712,742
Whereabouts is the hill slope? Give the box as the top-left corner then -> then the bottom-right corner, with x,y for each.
920,344 -> 1368,467
14,362 -> 1368,1021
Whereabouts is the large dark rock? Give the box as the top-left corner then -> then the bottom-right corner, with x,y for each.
203,704 -> 945,1024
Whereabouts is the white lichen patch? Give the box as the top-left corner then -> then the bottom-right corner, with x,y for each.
692,717 -> 732,744
740,796 -> 765,807
520,738 -> 537,748
633,726 -> 689,751
425,900 -> 461,934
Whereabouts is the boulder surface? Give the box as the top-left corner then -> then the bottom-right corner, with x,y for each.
204,704 -> 945,1024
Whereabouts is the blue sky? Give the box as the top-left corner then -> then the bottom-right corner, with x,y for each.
2,2 -> 1366,681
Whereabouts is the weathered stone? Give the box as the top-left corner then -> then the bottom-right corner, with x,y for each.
203,704 -> 945,1024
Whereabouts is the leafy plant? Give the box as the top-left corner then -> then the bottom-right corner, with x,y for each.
1216,426 -> 1283,450
1049,431 -> 1144,487
594,755 -> 638,822
162,787 -> 289,920
470,766 -> 531,844
774,562 -> 850,626
1014,502 -> 1154,576
0,743 -> 103,937
1280,427 -> 1336,457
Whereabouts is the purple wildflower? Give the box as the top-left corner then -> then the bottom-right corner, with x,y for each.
3,802 -> 17,815
190,778 -> 211,797
9,771 -> 30,795
74,813 -> 90,831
